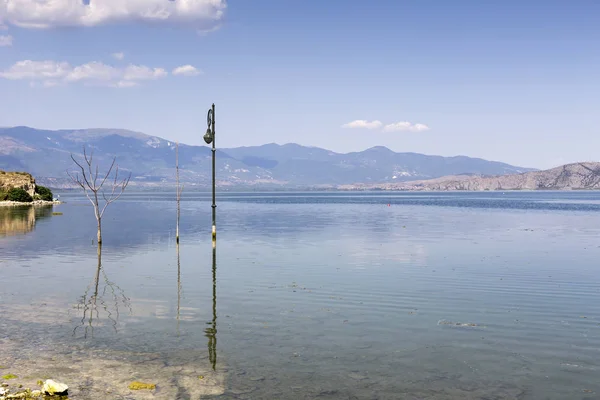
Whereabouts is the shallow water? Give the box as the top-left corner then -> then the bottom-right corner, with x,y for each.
1,191 -> 600,399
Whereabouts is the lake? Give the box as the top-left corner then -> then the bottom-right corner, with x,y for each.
1,191 -> 600,399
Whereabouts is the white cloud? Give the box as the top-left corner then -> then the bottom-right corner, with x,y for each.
0,34 -> 12,46
341,120 -> 383,130
0,0 -> 226,29
65,62 -> 120,82
412,123 -> 430,132
172,65 -> 202,76
0,59 -> 168,88
112,52 -> 125,60
383,122 -> 430,132
124,64 -> 167,80
0,60 -> 71,80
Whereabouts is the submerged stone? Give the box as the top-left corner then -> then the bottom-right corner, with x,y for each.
42,379 -> 68,396
6,392 -> 27,399
128,381 -> 156,390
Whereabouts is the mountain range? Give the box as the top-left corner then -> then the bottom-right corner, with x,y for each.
0,126 -> 536,189
340,162 -> 600,191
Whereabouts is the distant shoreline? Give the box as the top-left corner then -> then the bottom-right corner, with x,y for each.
43,186 -> 600,192
0,200 -> 62,207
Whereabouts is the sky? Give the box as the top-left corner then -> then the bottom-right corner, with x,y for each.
0,0 -> 598,169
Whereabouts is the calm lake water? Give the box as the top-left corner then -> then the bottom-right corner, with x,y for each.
2,191 -> 600,399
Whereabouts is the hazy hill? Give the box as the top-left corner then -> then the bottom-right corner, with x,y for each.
0,126 -> 536,188
340,162 -> 600,191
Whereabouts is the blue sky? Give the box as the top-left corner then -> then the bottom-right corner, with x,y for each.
0,0 -> 598,169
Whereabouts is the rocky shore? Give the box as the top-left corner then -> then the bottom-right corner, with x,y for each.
0,201 -> 62,207
0,379 -> 68,399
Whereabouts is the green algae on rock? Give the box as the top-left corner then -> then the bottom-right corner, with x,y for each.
128,381 -> 156,390
2,374 -> 18,380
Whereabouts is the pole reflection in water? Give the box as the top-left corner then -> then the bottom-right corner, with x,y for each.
204,243 -> 218,370
73,244 -> 131,339
176,241 -> 182,334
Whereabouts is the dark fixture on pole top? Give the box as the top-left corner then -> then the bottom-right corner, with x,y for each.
204,103 -> 216,241
204,106 -> 214,145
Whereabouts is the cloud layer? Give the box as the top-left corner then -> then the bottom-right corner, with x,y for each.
342,119 -> 430,133
0,60 -> 170,88
0,34 -> 12,46
0,0 -> 226,29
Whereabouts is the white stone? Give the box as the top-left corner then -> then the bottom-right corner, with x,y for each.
42,380 -> 69,395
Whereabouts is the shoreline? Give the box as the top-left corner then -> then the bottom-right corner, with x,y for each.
0,200 -> 62,207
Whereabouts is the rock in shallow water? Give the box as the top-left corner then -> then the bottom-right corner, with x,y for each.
42,379 -> 68,396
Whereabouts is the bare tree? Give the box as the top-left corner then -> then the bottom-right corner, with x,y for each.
176,142 -> 184,243
68,147 -> 131,245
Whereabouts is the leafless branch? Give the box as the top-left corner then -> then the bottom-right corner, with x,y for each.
68,145 -> 132,244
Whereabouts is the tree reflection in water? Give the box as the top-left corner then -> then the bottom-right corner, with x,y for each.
73,244 -> 131,339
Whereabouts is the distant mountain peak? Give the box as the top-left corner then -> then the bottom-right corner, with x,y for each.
365,145 -> 393,152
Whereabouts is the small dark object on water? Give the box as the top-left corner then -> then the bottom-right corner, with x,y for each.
52,212 -> 63,216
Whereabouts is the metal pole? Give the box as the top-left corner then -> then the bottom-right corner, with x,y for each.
211,103 -> 216,240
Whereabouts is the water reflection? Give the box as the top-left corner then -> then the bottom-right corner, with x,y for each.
204,244 -> 218,370
73,244 -> 131,339
0,206 -> 52,237
176,242 -> 182,334
176,241 -> 217,368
